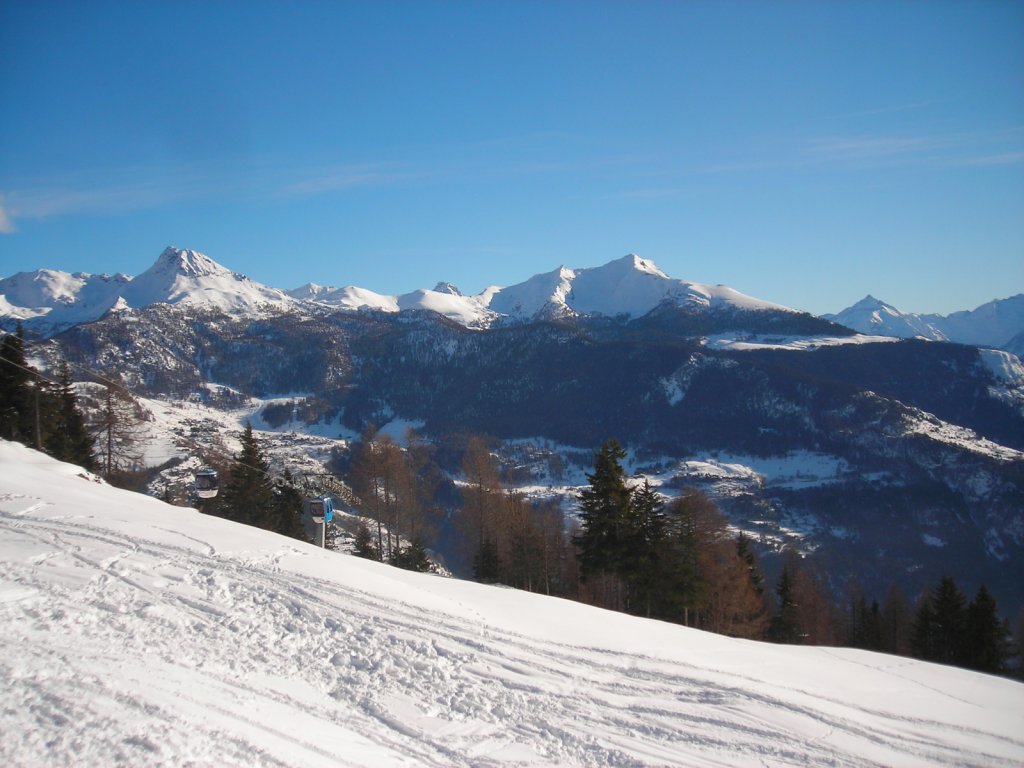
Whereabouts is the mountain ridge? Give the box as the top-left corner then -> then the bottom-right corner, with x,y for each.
6,246 -> 1021,349
827,293 -> 1024,351
2,246 -> 814,337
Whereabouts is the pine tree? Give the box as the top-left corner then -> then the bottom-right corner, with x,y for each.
392,538 -> 432,572
913,577 -> 968,665
0,326 -> 34,443
769,561 -> 801,643
931,576 -> 968,665
44,361 -> 94,469
965,584 -> 1010,674
879,582 -> 913,656
659,490 -> 709,626
473,535 -> 501,583
736,532 -> 765,596
846,586 -> 884,651
273,470 -> 309,540
575,439 -> 632,587
352,521 -> 380,560
216,422 -> 276,529
622,480 -> 666,616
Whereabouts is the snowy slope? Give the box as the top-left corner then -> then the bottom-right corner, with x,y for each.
286,282 -> 399,313
2,440 -> 1022,768
827,294 -> 1024,350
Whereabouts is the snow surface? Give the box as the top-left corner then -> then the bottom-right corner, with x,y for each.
704,333 -> 900,352
286,283 -> 400,314
2,440 -> 1022,767
674,452 -> 851,494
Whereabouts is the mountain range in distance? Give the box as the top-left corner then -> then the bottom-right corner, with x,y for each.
1,245 -> 1022,354
5,245 -> 1024,613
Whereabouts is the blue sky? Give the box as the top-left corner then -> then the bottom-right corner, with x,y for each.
1,0 -> 1022,316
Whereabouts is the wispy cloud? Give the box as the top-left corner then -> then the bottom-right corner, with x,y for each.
0,159 -> 418,228
694,128 -> 1023,176
806,135 -> 944,160
0,196 -> 15,234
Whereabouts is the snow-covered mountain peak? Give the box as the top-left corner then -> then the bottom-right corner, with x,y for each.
616,252 -> 670,279
433,282 -> 463,296
155,246 -> 227,279
826,293 -> 1024,351
118,246 -> 293,314
827,296 -> 947,342
0,268 -> 131,330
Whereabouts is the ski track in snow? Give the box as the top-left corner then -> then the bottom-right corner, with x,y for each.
2,451 -> 1023,767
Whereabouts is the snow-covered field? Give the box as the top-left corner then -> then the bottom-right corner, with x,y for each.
2,440 -> 1022,767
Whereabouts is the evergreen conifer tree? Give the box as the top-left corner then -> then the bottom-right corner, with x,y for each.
659,490 -> 709,626
623,480 -> 666,616
769,562 -> 801,643
216,422 -> 276,528
879,582 -> 913,656
352,521 -> 380,560
473,535 -> 501,583
0,326 -> 34,443
965,584 -> 1010,674
44,362 -> 95,469
273,470 -> 309,541
913,577 -> 968,665
736,532 -> 764,597
392,538 -> 432,572
575,439 -> 632,583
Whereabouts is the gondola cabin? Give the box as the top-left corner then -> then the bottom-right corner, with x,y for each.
195,468 -> 219,499
308,497 -> 334,524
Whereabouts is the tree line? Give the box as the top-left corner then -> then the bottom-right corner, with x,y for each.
1,327 -> 94,471
345,432 -> 1021,677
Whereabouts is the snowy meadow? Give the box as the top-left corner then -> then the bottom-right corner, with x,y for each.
1,440 -> 1022,767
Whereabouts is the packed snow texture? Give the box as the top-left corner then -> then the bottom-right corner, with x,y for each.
2,441 -> 1022,767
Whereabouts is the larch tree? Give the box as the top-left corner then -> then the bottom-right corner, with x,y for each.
459,435 -> 504,579
89,379 -> 146,484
